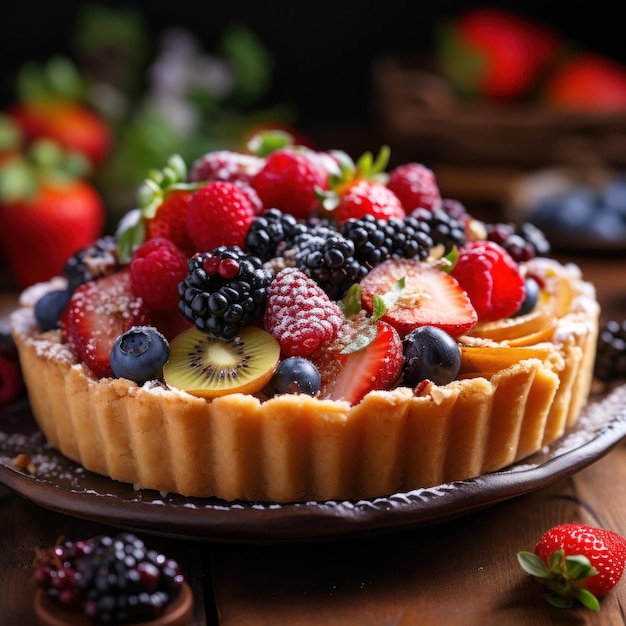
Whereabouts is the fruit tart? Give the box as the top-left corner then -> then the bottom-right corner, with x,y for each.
10,134 -> 600,503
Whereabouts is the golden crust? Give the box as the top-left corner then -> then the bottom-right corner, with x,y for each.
11,258 -> 599,503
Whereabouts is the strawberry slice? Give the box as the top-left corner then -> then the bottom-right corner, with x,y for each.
359,258 -> 478,338
61,270 -> 151,378
311,317 -> 403,405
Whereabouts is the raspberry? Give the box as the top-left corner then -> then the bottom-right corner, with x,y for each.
251,149 -> 329,219
189,150 -> 264,184
263,268 -> 343,357
130,237 -> 188,310
387,162 -> 442,212
451,240 -> 525,322
186,181 -> 256,251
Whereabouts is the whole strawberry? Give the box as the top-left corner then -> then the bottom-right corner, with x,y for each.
321,147 -> 405,225
0,140 -> 105,288
10,100 -> 112,167
437,7 -> 561,101
543,53 -> 626,111
518,522 -> 626,611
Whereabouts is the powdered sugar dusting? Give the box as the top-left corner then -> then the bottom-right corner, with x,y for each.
264,267 -> 343,356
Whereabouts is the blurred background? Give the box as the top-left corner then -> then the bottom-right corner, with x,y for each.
1,0 -> 625,290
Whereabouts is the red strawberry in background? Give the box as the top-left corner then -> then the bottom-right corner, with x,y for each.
7,57 -> 112,167
543,53 -> 626,111
518,522 -> 626,611
9,100 -> 112,167
0,141 -> 105,289
437,7 -> 561,101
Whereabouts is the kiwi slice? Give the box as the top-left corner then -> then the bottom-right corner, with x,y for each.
163,326 -> 280,398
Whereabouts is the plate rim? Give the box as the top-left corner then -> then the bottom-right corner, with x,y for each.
2,386 -> 626,544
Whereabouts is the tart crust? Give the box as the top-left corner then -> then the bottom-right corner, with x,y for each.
11,259 -> 599,503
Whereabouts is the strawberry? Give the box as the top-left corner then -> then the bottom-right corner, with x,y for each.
321,147 -> 405,225
0,142 -> 105,289
145,189 -> 196,257
251,148 -> 328,219
263,267 -> 343,357
437,7 -> 561,101
359,258 -> 478,338
451,240 -> 525,322
311,316 -> 403,405
9,100 -> 112,167
518,522 -> 626,611
543,53 -> 626,111
61,269 -> 151,378
387,162 -> 442,212
186,181 -> 256,251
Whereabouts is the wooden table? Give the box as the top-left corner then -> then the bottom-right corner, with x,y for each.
1,251 -> 626,626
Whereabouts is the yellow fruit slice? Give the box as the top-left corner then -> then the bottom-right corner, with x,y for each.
163,326 -> 280,398
459,345 -> 553,376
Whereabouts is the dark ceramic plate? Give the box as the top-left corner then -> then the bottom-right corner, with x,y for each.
2,385 -> 626,544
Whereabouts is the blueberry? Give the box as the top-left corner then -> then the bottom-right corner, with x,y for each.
402,326 -> 461,387
34,289 -> 73,331
269,357 -> 321,396
110,326 -> 170,384
512,277 -> 540,318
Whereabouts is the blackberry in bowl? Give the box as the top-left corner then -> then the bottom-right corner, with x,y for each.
33,532 -> 193,626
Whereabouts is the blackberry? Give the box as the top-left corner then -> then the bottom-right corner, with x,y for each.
410,206 -> 466,252
290,225 -> 365,300
341,214 -> 433,270
595,319 -> 626,382
178,246 -> 272,339
63,236 -> 120,291
34,532 -> 184,625
244,208 -> 307,261
484,222 -> 551,263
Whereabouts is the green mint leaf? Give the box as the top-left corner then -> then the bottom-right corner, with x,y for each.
372,294 -> 387,320
340,284 -> 362,318
116,219 -> 146,264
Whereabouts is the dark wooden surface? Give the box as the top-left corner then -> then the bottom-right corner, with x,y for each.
1,250 -> 626,626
